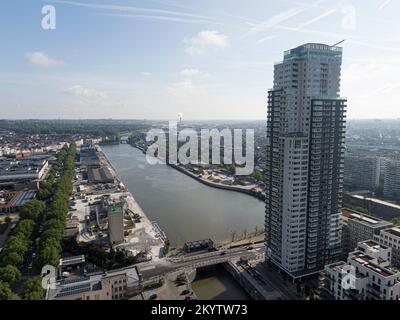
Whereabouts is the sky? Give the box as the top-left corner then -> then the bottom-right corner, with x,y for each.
1,0 -> 400,120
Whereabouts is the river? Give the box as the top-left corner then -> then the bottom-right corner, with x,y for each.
102,144 -> 265,246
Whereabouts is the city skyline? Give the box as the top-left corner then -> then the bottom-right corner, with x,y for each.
1,0 -> 400,120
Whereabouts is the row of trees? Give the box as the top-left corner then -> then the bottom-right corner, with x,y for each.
0,144 -> 75,300
0,119 -> 150,136
37,143 -> 76,270
37,147 -> 69,201
0,201 -> 44,299
62,239 -> 137,271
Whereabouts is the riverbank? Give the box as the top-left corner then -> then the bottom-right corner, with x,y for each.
130,143 -> 265,202
170,164 -> 266,201
97,145 -> 166,260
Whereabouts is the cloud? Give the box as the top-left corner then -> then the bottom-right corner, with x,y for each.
64,85 -> 106,98
379,0 -> 392,10
140,72 -> 152,76
243,7 -> 305,38
25,52 -> 64,68
257,35 -> 278,44
184,30 -> 229,55
295,8 -> 337,29
180,68 -> 210,78
166,80 -> 199,97
342,58 -> 400,118
49,0 -> 216,24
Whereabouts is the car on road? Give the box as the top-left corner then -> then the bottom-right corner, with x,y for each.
176,282 -> 186,287
247,246 -> 254,250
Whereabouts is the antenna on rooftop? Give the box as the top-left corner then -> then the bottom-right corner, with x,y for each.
331,39 -> 345,47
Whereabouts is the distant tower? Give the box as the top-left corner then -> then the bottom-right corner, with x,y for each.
108,203 -> 125,246
265,43 -> 347,280
177,113 -> 183,125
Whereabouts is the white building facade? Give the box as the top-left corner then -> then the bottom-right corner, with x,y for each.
324,240 -> 400,300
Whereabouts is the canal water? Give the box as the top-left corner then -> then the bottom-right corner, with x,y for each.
102,144 -> 265,246
102,143 -> 261,300
191,266 -> 250,300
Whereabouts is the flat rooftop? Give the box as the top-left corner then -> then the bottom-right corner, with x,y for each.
88,166 -> 114,184
0,190 -> 36,208
383,227 -> 400,238
351,251 -> 395,278
342,208 -> 392,227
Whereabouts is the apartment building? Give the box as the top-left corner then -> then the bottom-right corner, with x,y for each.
341,208 -> 392,258
344,153 -> 379,191
375,227 -> 400,267
324,240 -> 400,300
383,158 -> 400,200
265,43 -> 347,279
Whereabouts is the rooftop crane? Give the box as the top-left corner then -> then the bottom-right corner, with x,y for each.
331,39 -> 346,47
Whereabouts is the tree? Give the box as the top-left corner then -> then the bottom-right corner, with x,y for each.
13,219 -> 35,239
37,245 -> 60,269
0,281 -> 13,300
4,235 -> 28,256
391,217 -> 400,227
20,277 -> 44,300
19,200 -> 45,221
0,265 -> 21,284
1,252 -> 24,266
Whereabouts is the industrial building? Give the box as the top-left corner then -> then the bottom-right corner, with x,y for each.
0,190 -> 36,213
79,147 -> 100,166
108,203 -> 125,246
87,166 -> 114,184
0,158 -> 48,181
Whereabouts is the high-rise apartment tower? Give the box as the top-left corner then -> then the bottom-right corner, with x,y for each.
265,43 -> 347,279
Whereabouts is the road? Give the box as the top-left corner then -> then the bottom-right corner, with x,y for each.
138,244 -> 264,279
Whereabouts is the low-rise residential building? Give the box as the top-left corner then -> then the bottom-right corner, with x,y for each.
375,227 -> 400,267
324,240 -> 400,300
341,208 -> 392,258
